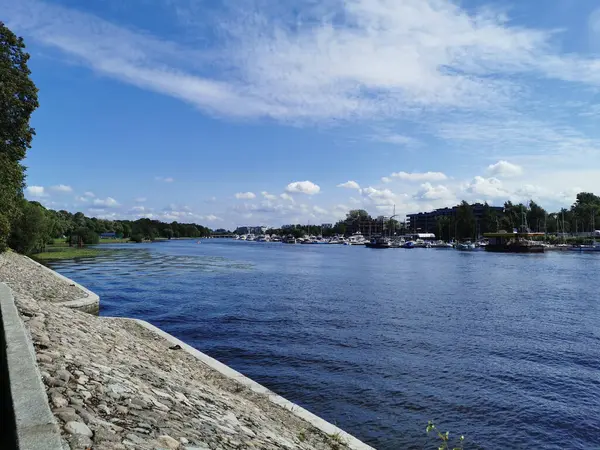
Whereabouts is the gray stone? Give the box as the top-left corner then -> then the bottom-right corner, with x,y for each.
52,393 -> 69,408
125,433 -> 145,444
68,433 -> 93,449
57,369 -> 72,382
47,377 -> 67,387
64,421 -> 93,438
58,411 -> 81,423
94,427 -> 120,442
157,434 -> 180,449
37,353 -> 53,363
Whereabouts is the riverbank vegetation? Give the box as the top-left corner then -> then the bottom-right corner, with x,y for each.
32,247 -> 106,261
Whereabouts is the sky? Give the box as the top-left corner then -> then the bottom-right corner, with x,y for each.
4,0 -> 600,229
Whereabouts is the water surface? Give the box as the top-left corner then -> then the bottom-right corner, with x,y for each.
47,240 -> 600,449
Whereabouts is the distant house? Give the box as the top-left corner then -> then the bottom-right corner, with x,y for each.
100,232 -> 117,239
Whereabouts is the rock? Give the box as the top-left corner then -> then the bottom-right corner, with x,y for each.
179,437 -> 189,444
70,398 -> 84,406
47,377 -> 67,387
116,405 -> 128,415
94,427 -> 120,443
37,353 -> 53,364
56,369 -> 72,382
125,433 -> 145,444
64,421 -> 93,438
157,435 -> 180,449
68,433 -> 93,449
97,403 -> 111,415
130,397 -> 148,408
58,411 -> 80,423
51,393 -> 69,409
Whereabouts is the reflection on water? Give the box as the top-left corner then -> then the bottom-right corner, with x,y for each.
47,240 -> 600,450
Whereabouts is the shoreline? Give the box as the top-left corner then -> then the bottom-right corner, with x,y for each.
0,252 -> 374,450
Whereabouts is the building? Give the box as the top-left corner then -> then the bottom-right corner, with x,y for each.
235,226 -> 268,235
99,232 -> 117,239
406,204 -> 504,234
321,223 -> 333,229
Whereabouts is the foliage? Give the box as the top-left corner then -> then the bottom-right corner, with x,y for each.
32,247 -> 105,261
426,421 -> 464,450
0,22 -> 39,248
0,214 -> 10,252
8,200 -> 50,254
70,227 -> 100,245
130,233 -> 144,243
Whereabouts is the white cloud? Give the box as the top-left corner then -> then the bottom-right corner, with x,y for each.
381,177 -> 391,184
50,184 -> 72,193
313,206 -> 328,214
286,181 -> 321,195
391,171 -> 448,182
25,186 -> 47,197
200,214 -> 221,221
93,197 -> 120,207
9,0 -> 595,124
84,191 -> 95,198
415,183 -> 455,201
486,160 -> 524,178
235,192 -> 256,200
280,193 -> 294,202
261,191 -> 277,200
131,206 -> 146,212
362,186 -> 396,206
155,176 -> 174,183
135,197 -> 147,203
337,181 -> 361,190
464,176 -> 507,198
372,133 -> 419,146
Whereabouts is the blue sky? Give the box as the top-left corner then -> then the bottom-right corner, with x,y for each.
5,0 -> 600,228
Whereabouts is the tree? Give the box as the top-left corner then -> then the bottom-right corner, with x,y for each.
8,200 -> 49,254
527,200 -> 547,232
455,201 -> 475,240
0,23 -> 39,251
346,209 -> 370,221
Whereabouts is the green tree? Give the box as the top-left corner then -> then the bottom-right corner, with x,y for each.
346,209 -> 371,221
527,200 -> 547,232
0,23 -> 39,251
8,200 -> 50,254
455,201 -> 475,240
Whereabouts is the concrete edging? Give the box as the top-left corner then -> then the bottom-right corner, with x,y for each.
129,318 -> 375,450
24,256 -> 99,314
0,283 -> 63,450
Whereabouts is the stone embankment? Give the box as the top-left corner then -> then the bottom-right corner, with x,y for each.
0,252 -> 372,450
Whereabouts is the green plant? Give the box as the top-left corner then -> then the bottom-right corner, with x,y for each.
297,430 -> 306,442
426,421 -> 464,450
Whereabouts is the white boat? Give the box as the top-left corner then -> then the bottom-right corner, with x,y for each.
347,232 -> 368,245
239,234 -> 248,241
456,241 -> 476,251
246,234 -> 256,241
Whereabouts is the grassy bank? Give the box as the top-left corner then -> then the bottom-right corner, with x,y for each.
32,247 -> 106,261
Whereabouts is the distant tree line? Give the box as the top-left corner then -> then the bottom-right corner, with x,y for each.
6,200 -> 213,254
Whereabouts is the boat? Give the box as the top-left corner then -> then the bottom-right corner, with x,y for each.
365,236 -> 392,248
456,241 -> 476,251
568,242 -> 600,252
347,233 -> 368,245
483,232 -> 545,253
402,241 -> 416,249
282,235 -> 296,244
431,240 -> 453,249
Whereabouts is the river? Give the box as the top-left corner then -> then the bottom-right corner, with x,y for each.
46,239 -> 600,449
